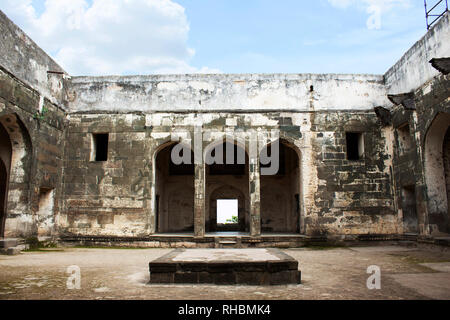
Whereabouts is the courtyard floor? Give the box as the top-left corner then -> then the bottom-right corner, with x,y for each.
0,244 -> 449,300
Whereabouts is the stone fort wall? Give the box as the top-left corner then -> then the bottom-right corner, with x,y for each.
0,9 -> 449,242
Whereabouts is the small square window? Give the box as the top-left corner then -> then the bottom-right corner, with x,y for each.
91,133 -> 109,162
346,132 -> 364,161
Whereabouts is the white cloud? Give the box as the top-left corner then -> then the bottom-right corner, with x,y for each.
328,0 -> 354,9
0,0 -> 221,75
328,0 -> 411,12
327,0 -> 413,30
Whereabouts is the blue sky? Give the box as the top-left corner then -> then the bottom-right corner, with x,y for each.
0,0 -> 430,75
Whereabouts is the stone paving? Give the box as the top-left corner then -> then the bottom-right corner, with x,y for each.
0,244 -> 449,300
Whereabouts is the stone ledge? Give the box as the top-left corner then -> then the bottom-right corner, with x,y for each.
57,233 -> 450,248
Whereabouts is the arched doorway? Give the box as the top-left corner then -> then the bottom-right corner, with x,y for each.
260,139 -> 301,233
0,122 -> 12,237
424,112 -> 450,234
0,114 -> 32,238
154,142 -> 195,233
444,127 -> 450,233
0,161 -> 8,237
205,140 -> 249,233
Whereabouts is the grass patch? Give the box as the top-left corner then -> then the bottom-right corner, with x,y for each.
23,248 -> 65,253
300,243 -> 348,251
395,254 -> 450,264
71,245 -> 150,250
303,246 -> 344,251
23,237 -> 59,252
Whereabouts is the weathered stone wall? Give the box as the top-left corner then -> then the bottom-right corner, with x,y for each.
415,73 -> 450,234
0,10 -> 66,106
0,66 -> 66,238
385,12 -> 449,95
61,109 -> 397,237
67,73 -> 389,113
1,8 -> 449,242
0,10 -> 67,239
389,69 -> 450,235
308,111 -> 397,235
61,113 -> 151,236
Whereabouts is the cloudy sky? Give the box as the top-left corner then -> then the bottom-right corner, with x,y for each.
0,0 -> 433,76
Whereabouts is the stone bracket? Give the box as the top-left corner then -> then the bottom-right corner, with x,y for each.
374,106 -> 392,126
430,57 -> 450,75
387,92 -> 416,110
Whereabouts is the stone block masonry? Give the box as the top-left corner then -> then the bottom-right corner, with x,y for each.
0,9 -> 449,244
149,248 -> 301,285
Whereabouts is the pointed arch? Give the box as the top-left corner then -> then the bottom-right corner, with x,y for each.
424,112 -> 450,233
0,113 -> 32,237
260,138 -> 302,234
0,122 -> 12,237
205,139 -> 250,233
152,141 -> 195,233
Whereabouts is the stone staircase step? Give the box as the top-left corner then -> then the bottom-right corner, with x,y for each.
0,239 -> 28,255
219,241 -> 237,245
214,236 -> 241,248
0,238 -> 19,249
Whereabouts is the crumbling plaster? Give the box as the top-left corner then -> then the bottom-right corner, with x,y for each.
0,9 -> 450,241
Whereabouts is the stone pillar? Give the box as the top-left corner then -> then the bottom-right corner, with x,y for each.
249,143 -> 261,237
194,163 -> 206,238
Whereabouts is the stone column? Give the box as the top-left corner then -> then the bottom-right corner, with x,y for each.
249,140 -> 261,237
194,163 -> 206,238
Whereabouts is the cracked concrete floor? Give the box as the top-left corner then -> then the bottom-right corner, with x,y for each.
0,245 -> 449,300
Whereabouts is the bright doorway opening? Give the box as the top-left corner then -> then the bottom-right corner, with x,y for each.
217,199 -> 238,225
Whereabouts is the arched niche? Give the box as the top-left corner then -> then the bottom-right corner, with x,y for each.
153,141 -> 195,233
424,112 -> 450,233
204,139 -> 249,233
0,113 -> 32,237
260,139 -> 301,234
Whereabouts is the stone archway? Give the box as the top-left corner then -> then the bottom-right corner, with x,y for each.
0,113 -> 32,237
205,140 -> 250,233
424,112 -> 450,234
0,121 -> 12,237
260,139 -> 301,233
444,127 -> 450,233
0,160 -> 7,237
154,142 -> 195,233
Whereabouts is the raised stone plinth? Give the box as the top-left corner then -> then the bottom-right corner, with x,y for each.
149,248 -> 301,285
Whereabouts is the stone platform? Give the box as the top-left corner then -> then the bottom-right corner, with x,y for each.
149,248 -> 301,285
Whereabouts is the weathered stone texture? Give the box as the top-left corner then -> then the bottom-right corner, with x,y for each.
0,66 -> 65,238
67,73 -> 389,113
1,9 -> 450,243
0,11 -> 66,106
149,248 -> 301,285
60,109 -> 397,237
390,73 -> 450,234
